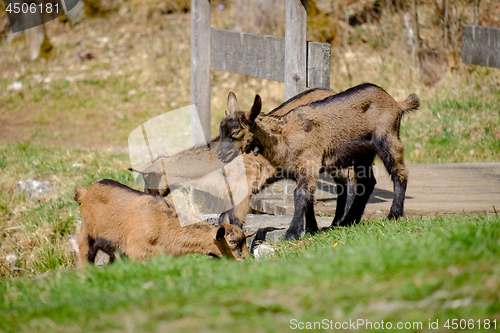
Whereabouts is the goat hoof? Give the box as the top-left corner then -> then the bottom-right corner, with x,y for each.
386,212 -> 402,220
284,230 -> 302,241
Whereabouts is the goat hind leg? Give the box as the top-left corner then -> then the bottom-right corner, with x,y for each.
376,136 -> 408,219
340,164 -> 376,226
330,172 -> 348,227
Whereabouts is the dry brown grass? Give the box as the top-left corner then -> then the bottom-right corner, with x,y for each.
0,0 -> 498,147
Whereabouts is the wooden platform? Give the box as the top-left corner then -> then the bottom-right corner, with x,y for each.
249,162 -> 500,221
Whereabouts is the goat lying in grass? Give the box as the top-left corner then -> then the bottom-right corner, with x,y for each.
73,179 -> 253,267
130,89 -> 362,229
217,83 -> 420,240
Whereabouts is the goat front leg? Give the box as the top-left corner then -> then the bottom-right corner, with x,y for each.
285,171 -> 317,241
305,200 -> 319,234
218,209 -> 243,228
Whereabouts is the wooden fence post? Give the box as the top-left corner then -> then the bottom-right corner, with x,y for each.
283,0 -> 307,203
190,0 -> 331,206
190,0 -> 211,144
462,25 -> 500,69
284,0 -> 307,100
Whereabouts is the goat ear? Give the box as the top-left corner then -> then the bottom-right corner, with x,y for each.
227,91 -> 239,115
244,231 -> 256,238
245,94 -> 262,125
215,225 -> 226,241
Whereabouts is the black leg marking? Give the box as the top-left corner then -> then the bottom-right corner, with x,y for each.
375,135 -> 408,220
217,212 -> 227,225
305,200 -> 319,234
340,164 -> 376,226
218,209 -> 243,228
227,209 -> 243,228
87,235 -> 96,263
331,176 -> 348,226
88,237 -> 116,264
387,175 -> 407,219
284,187 -> 307,240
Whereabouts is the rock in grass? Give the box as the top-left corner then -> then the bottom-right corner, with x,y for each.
6,253 -> 18,269
95,250 -> 110,267
201,214 -> 220,226
253,244 -> 276,260
16,179 -> 53,200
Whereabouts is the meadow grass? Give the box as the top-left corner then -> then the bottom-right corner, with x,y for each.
0,141 -> 134,277
1,214 -> 499,332
1,141 -> 498,332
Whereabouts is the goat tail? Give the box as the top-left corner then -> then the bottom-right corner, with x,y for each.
74,186 -> 87,205
398,94 -> 420,114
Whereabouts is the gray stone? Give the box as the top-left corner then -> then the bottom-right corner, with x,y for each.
201,214 -> 220,225
95,250 -> 110,267
16,179 -> 54,200
253,244 -> 276,260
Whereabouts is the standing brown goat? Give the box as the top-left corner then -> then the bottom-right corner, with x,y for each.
217,83 -> 419,240
130,89 -> 359,228
73,179 -> 253,267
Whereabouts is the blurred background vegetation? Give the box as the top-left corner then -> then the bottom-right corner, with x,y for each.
0,0 -> 498,159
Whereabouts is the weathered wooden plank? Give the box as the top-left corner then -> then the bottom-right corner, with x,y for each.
284,0 -> 307,100
211,29 -> 330,89
190,0 -> 211,143
211,29 -> 285,82
283,0 -> 307,204
307,41 -> 331,89
462,25 -> 500,69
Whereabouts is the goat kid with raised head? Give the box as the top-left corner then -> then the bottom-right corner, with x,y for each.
73,179 -> 253,268
217,83 -> 420,240
130,89 -> 358,228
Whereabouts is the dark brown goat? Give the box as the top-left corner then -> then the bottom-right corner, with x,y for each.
217,83 -> 420,240
130,89 -> 359,227
73,179 -> 253,267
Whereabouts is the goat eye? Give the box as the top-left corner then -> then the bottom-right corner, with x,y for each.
231,130 -> 242,139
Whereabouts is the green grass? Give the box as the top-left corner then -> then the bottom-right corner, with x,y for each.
0,141 -> 134,277
1,141 -> 498,331
401,72 -> 500,163
1,215 -> 499,332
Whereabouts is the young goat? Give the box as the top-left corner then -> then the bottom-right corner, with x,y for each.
130,139 -> 278,227
217,83 -> 420,240
130,89 -> 357,228
73,179 -> 253,267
